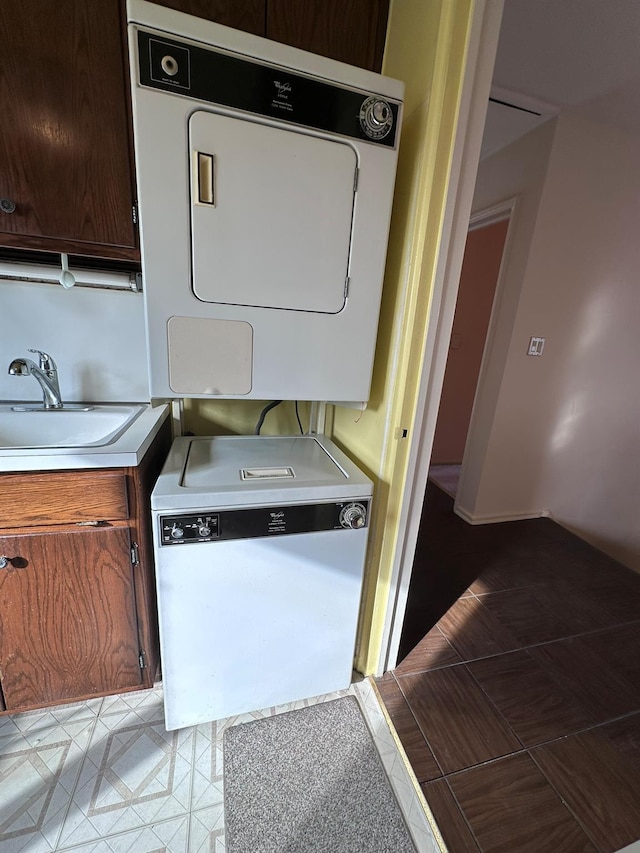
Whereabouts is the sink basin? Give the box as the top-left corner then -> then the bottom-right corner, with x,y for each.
0,404 -> 145,449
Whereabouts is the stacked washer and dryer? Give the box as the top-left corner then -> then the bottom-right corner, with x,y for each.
127,0 -> 403,729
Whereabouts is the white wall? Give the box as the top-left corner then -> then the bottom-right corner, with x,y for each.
530,113 -> 640,569
0,280 -> 148,403
461,111 -> 640,572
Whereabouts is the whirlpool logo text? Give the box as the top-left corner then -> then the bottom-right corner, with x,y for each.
274,80 -> 292,98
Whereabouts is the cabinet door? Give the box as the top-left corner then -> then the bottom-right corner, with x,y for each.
266,0 -> 389,71
0,527 -> 142,710
0,1 -> 138,260
152,0 -> 266,35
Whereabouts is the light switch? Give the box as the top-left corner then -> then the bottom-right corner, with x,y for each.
527,336 -> 545,356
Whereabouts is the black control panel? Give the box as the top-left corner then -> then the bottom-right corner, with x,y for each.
159,500 -> 370,545
160,513 -> 219,544
137,30 -> 399,147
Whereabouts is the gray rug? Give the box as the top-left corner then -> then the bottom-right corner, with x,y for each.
223,695 -> 417,853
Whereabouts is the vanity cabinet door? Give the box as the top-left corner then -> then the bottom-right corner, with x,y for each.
0,526 -> 142,711
0,1 -> 138,261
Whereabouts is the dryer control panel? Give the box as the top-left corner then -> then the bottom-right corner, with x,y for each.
159,500 -> 370,544
137,31 -> 399,147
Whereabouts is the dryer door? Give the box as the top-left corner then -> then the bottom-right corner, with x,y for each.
189,110 -> 357,314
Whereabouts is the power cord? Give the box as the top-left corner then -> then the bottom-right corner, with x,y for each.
254,400 -> 305,435
254,400 -> 282,434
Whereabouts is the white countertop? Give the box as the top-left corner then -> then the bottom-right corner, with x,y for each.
0,403 -> 170,472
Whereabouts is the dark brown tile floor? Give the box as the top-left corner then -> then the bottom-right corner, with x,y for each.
376,483 -> 640,853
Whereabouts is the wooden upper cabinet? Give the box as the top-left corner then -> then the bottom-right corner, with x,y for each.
0,1 -> 138,261
266,0 -> 389,72
152,0 -> 266,35
150,0 -> 389,71
0,0 -> 387,263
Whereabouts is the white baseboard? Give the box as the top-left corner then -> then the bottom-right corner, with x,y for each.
454,504 -> 549,525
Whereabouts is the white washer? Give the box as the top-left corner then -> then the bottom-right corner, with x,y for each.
151,435 -> 372,730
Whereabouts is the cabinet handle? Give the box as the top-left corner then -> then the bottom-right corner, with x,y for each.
0,198 -> 16,214
0,555 -> 27,569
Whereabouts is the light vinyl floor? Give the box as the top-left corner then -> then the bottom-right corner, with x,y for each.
0,679 -> 440,853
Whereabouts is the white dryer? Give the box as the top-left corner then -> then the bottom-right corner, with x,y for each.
151,434 -> 373,730
127,1 -> 403,403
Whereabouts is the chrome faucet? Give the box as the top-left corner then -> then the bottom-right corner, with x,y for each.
8,349 -> 63,409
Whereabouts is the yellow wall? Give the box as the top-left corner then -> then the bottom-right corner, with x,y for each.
333,0 -> 475,672
184,0 -> 476,672
184,397 -> 311,437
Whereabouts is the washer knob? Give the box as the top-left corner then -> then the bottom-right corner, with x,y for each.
340,503 -> 367,530
170,524 -> 184,539
198,524 -> 211,537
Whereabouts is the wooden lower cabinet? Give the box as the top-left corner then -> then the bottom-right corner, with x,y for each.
0,526 -> 141,709
0,417 -> 171,714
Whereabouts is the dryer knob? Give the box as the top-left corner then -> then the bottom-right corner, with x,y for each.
198,524 -> 211,537
340,503 -> 367,530
371,100 -> 391,126
161,55 -> 180,77
359,96 -> 393,140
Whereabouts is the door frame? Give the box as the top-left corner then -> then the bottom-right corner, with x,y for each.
430,201 -> 513,472
378,0 -> 505,673
453,197 -> 516,518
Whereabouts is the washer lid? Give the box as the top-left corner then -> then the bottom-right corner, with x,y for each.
184,435 -> 348,487
151,435 -> 372,510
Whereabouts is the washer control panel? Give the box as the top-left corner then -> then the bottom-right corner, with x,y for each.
160,514 -> 220,544
159,500 -> 370,545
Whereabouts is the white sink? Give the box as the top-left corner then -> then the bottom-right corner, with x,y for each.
0,404 -> 145,449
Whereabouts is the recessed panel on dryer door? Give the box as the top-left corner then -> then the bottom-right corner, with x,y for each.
189,110 -> 357,314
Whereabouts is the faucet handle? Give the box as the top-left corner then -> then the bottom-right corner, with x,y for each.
27,349 -> 57,371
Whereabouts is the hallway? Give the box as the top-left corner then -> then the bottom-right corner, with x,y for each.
377,483 -> 640,852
